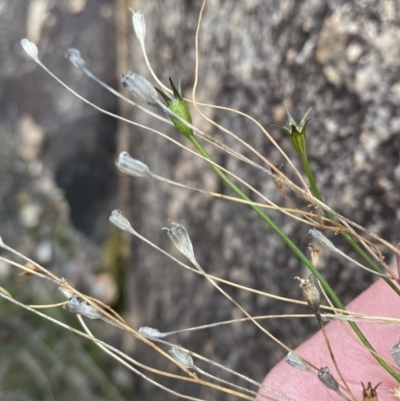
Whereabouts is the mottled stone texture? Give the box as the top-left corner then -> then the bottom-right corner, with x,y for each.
129,1 -> 400,399
1,1 -> 400,400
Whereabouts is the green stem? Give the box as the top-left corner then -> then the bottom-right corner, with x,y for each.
300,153 -> 400,296
298,154 -> 400,380
190,136 -> 322,282
188,135 -> 400,381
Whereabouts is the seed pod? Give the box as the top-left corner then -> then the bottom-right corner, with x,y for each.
361,381 -> 380,401
65,295 -> 123,329
109,210 -> 133,232
131,10 -> 146,46
121,72 -> 160,105
163,223 -> 197,266
318,366 -> 339,392
138,326 -> 162,339
294,275 -> 321,315
116,152 -> 152,178
156,78 -> 194,139
308,228 -> 335,251
169,347 -> 194,369
285,352 -> 316,375
21,38 -> 39,62
65,295 -> 103,320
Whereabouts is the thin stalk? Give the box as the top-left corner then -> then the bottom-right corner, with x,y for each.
299,152 -> 400,296
189,135 -> 400,382
189,135 -> 336,300
298,154 -> 400,380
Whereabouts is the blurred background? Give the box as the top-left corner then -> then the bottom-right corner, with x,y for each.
1,1 -> 400,400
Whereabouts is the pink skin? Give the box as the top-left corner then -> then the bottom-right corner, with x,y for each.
260,276 -> 400,400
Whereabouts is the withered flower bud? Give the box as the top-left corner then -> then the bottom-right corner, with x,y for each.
294,275 -> 321,315
271,162 -> 284,192
308,243 -> 321,267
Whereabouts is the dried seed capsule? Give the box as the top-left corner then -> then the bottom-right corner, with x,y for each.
163,223 -> 197,266
361,382 -> 381,401
138,326 -> 162,339
318,367 -> 352,401
131,10 -> 146,46
21,39 -> 39,62
109,210 -> 133,232
318,366 -> 339,392
294,275 -> 321,316
308,228 -> 335,250
116,152 -> 152,178
65,295 -> 123,329
121,72 -> 160,105
285,352 -> 316,375
169,347 -> 194,369
65,295 -> 103,320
